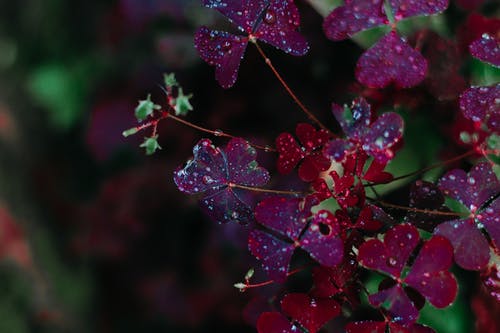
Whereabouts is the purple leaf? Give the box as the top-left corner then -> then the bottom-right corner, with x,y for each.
477,197 -> 500,251
434,219 -> 490,270
202,0 -> 267,33
469,33 -> 500,68
389,0 -> 449,21
459,84 -> 500,133
405,236 -> 458,308
361,112 -> 404,163
331,97 -> 372,139
194,27 -> 248,88
438,162 -> 500,212
174,138 -> 269,224
248,230 -> 295,282
300,210 -> 344,267
406,180 -> 451,231
356,31 -> 428,88
368,284 -> 419,325
254,196 -> 311,240
253,0 -> 309,56
358,224 -> 420,278
323,0 -> 388,41
324,98 -> 404,163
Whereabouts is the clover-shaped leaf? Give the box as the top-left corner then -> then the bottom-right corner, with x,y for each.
257,293 -> 340,333
435,163 -> 500,270
196,0 -> 309,88
459,83 -> 500,134
358,225 -> 457,324
174,138 -> 269,224
276,123 -> 330,182
250,196 -> 344,281
470,33 -> 500,68
324,98 -> 404,164
356,31 -> 428,89
346,321 -> 435,333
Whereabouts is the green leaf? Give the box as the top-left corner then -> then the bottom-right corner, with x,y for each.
173,88 -> 193,116
164,73 -> 178,88
140,136 -> 161,155
135,94 -> 160,122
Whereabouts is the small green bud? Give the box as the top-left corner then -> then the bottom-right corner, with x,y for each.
164,73 -> 178,88
135,94 -> 160,122
459,131 -> 471,144
233,283 -> 247,291
140,136 -> 161,155
122,127 -> 139,137
244,268 -> 255,281
487,134 -> 500,150
174,88 -> 193,116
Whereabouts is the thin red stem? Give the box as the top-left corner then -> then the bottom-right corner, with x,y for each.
367,197 -> 467,217
365,149 -> 477,187
131,109 -> 276,152
251,40 -> 333,135
230,183 -> 306,196
239,267 -> 306,292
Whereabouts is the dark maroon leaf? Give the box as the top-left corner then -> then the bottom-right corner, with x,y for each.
358,224 -> 420,278
405,236 -> 458,308
323,0 -> 388,41
368,284 -> 419,325
257,311 -> 297,333
439,162 -> 500,213
479,197 -> 500,250
311,256 -> 359,299
389,0 -> 449,21
331,97 -> 371,139
324,98 -> 404,164
356,31 -> 428,88
459,84 -> 500,133
194,27 -> 248,88
469,33 -> 500,68
300,210 -> 344,267
254,196 -> 312,240
434,219 -> 490,270
281,293 -> 340,333
174,138 -> 269,224
248,230 -> 295,282
406,180 -> 451,231
363,160 -> 394,184
253,0 -> 309,56
202,0 -> 267,33
276,124 -> 330,181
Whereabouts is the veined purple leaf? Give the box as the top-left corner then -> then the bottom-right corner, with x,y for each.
404,236 -> 458,308
202,0 -> 268,33
253,0 -> 309,56
331,97 -> 371,139
248,230 -> 295,282
434,219 -> 490,270
469,33 -> 500,68
194,27 -> 248,88
254,196 -> 311,240
438,162 -> 500,212
356,31 -> 428,88
368,284 -> 419,325
174,138 -> 269,224
479,197 -> 500,250
300,210 -> 344,267
389,0 -> 449,22
323,0 -> 388,41
361,112 -> 404,162
459,84 -> 500,133
198,0 -> 309,88
358,224 -> 420,278
324,98 -> 404,164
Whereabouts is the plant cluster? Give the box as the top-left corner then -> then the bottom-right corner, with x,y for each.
124,0 -> 499,332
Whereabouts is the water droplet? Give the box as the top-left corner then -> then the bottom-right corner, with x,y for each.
387,257 -> 398,267
264,10 -> 276,25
